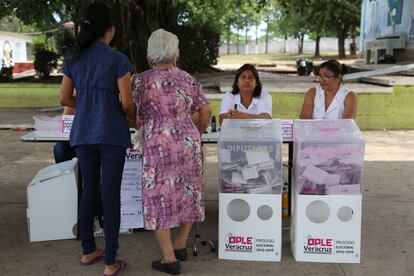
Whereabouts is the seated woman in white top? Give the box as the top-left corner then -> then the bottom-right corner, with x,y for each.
299,60 -> 357,119
219,63 -> 272,125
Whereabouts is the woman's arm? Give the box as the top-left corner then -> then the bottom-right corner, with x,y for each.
229,111 -> 271,120
219,112 -> 232,125
118,72 -> 137,127
299,88 -> 316,119
342,91 -> 357,119
195,104 -> 212,134
59,75 -> 75,108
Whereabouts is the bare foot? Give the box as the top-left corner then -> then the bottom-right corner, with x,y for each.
80,248 -> 104,264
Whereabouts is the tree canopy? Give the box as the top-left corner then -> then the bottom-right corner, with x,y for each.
1,0 -> 362,68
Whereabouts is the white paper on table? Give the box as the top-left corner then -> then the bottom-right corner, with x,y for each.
301,165 -> 330,184
231,171 -> 248,184
220,149 -> 232,163
241,166 -> 259,180
245,151 -> 271,165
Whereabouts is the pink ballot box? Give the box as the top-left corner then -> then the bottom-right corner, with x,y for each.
218,119 -> 282,261
290,119 -> 364,263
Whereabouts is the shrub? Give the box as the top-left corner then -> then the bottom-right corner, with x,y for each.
34,49 -> 59,79
0,65 -> 13,82
32,34 -> 59,79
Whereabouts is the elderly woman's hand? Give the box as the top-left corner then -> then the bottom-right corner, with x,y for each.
134,116 -> 142,130
191,111 -> 200,125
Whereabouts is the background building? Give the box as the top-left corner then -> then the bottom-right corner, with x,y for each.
360,0 -> 414,63
0,31 -> 33,68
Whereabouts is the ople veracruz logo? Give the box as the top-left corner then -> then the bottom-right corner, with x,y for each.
303,235 -> 334,255
224,233 -> 253,253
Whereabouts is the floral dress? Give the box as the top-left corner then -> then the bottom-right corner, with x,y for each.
132,67 -> 209,230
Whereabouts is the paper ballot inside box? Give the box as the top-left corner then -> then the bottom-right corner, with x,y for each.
218,120 -> 283,195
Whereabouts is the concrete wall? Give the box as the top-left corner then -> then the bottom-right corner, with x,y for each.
219,37 -> 359,55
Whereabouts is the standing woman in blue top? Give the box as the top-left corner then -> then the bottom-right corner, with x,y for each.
59,3 -> 136,275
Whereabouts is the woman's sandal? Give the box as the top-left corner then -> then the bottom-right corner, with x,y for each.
103,260 -> 127,276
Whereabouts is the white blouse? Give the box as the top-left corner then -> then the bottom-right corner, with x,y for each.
312,84 -> 352,119
220,91 -> 272,116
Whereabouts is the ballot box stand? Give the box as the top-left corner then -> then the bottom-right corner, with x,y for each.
218,119 -> 283,261
290,119 -> 364,263
27,158 -> 78,242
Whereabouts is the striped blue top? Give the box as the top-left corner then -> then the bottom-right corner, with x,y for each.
63,41 -> 132,148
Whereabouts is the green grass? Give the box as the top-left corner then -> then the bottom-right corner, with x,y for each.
0,84 -> 60,108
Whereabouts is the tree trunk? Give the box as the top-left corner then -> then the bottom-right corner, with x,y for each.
255,23 -> 258,55
112,0 -> 178,73
314,34 -> 321,57
338,25 -> 347,58
236,28 -> 240,54
283,33 -> 287,54
298,33 -> 304,55
265,20 -> 269,54
245,25 -> 249,54
227,24 -> 231,55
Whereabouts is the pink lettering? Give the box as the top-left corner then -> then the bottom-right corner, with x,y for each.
307,238 -> 333,247
229,236 -> 253,244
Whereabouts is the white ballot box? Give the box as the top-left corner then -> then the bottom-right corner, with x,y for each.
290,119 -> 364,263
27,158 -> 78,242
218,119 -> 283,261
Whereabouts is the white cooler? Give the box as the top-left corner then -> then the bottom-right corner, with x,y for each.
27,158 -> 78,242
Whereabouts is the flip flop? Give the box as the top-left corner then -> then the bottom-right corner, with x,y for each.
103,260 -> 127,276
80,250 -> 105,266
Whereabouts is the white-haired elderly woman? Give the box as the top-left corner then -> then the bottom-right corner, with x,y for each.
132,29 -> 212,275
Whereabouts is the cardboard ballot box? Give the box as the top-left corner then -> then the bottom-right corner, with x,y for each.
290,119 -> 364,263
218,119 -> 283,261
27,158 -> 78,242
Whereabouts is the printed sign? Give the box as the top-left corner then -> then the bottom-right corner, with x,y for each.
61,115 -> 74,136
224,233 -> 276,254
281,119 -> 293,139
303,235 -> 357,257
120,149 -> 143,229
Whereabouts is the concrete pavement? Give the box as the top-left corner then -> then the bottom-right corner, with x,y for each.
0,110 -> 413,275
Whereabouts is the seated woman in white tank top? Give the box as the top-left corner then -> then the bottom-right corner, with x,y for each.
299,60 -> 357,119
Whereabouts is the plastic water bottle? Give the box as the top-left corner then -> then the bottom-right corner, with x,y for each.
282,183 -> 289,217
211,116 -> 217,132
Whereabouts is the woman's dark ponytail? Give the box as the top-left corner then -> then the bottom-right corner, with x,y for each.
67,3 -> 114,56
